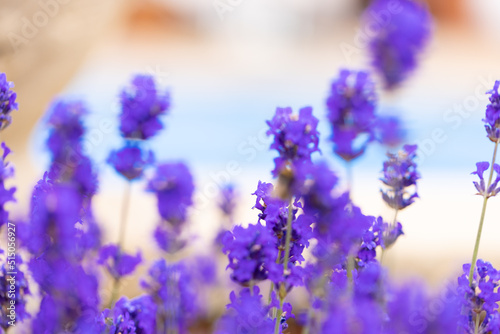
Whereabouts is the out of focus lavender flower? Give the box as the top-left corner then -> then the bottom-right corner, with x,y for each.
374,115 -> 406,147
147,162 -> 194,227
30,259 -> 101,333
107,144 -> 154,181
0,143 -> 16,229
45,100 -> 98,199
472,161 -> 500,198
153,224 -> 187,253
0,73 -> 18,131
326,69 -> 377,161
0,255 -> 30,330
381,144 -> 420,210
266,106 -> 320,177
458,260 -> 500,333
141,259 -> 197,334
301,162 -> 371,264
364,0 -> 431,90
101,295 -> 157,333
215,287 -> 275,334
219,183 -> 237,218
221,223 -> 279,285
98,244 -> 142,280
119,74 -> 170,140
484,81 -> 500,142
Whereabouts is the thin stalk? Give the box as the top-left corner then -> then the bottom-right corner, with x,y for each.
380,208 -> 399,265
273,196 -> 294,334
474,312 -> 480,334
469,139 -> 499,286
117,182 -> 132,249
107,182 -> 132,308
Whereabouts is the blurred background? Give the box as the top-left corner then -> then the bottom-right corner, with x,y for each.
2,0 -> 500,322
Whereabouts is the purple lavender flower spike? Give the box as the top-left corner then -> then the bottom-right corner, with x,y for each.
222,223 -> 279,285
266,106 -> 320,178
141,259 -> 198,334
374,115 -> 406,147
98,244 -> 142,280
0,143 -> 16,229
102,295 -> 157,333
458,260 -> 500,333
326,69 -> 377,162
45,100 -> 99,200
380,144 -> 420,210
107,143 -> 154,181
153,224 -> 187,253
471,162 -> 500,198
215,286 -> 276,334
364,0 -> 432,90
219,183 -> 237,218
147,162 -> 194,227
484,80 -> 500,142
0,73 -> 18,131
120,74 -> 170,140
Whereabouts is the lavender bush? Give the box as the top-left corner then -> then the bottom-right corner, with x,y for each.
1,3 -> 500,333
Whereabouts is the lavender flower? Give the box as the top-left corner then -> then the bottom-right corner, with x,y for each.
101,295 -> 157,333
484,81 -> 500,142
472,161 -> 500,198
45,100 -> 98,199
147,162 -> 194,227
107,144 -> 154,181
458,260 -> 500,333
120,74 -> 170,140
326,69 -> 377,161
252,181 -> 312,264
215,287 -> 276,334
98,244 -> 142,280
381,144 -> 420,210
364,0 -> 431,90
0,143 -> 16,229
0,73 -> 18,131
153,224 -> 186,253
374,115 -> 406,147
219,183 -> 237,218
141,259 -> 198,334
266,106 -> 320,177
221,223 -> 279,285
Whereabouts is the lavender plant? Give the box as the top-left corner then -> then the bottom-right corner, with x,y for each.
1,39 -> 500,334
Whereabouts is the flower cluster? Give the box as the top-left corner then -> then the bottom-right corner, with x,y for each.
0,73 -> 18,131
108,74 -> 167,180
222,223 -> 279,284
99,295 -> 157,333
266,106 -> 320,177
380,144 -> 420,210
98,244 -> 142,280
364,0 -> 431,90
215,287 -> 276,334
119,74 -> 170,140
484,80 -> 500,142
141,259 -> 198,333
458,260 -> 500,333
472,161 -> 500,198
147,162 -> 194,227
326,69 -> 377,161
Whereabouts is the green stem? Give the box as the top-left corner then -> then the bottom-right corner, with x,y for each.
117,182 -> 132,249
468,139 -> 499,287
274,196 -> 294,334
474,312 -> 480,334
108,182 -> 132,308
